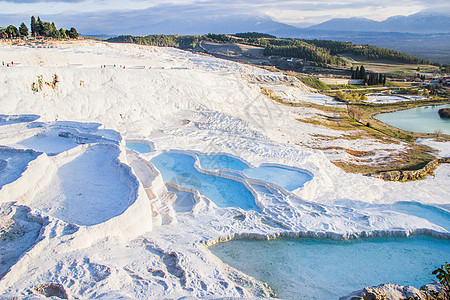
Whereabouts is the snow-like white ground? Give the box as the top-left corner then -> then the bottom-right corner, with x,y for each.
416,138 -> 450,158
0,40 -> 449,299
364,95 -> 427,104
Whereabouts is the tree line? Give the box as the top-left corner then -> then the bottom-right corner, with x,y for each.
107,32 -> 441,69
351,65 -> 387,85
264,44 -> 341,67
108,35 -> 201,49
233,32 -> 276,39
108,33 -> 343,66
303,39 -> 431,65
0,16 -> 78,39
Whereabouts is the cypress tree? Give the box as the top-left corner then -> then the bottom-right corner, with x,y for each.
50,22 -> 59,38
31,16 -> 36,36
59,28 -> 67,39
19,22 -> 28,38
37,17 -> 43,36
41,22 -> 51,37
355,66 -> 360,79
359,65 -> 366,80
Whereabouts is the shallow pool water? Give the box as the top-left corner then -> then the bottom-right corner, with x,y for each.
375,104 -> 450,135
167,186 -> 196,212
126,142 -> 152,153
197,154 -> 312,191
210,235 -> 450,300
0,149 -> 39,188
151,152 -> 259,210
0,114 -> 40,126
18,135 -> 79,154
391,201 -> 450,232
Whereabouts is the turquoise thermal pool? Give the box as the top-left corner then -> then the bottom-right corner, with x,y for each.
196,153 -> 312,191
209,235 -> 450,300
391,201 -> 450,232
151,152 -> 259,210
126,142 -> 152,153
375,104 -> 450,135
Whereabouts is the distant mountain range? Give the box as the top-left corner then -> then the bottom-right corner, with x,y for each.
94,12 -> 449,64
130,15 -> 299,36
308,12 -> 450,34
20,10 -> 446,63
118,12 -> 450,36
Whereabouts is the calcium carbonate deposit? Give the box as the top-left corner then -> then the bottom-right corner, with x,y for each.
0,40 -> 449,299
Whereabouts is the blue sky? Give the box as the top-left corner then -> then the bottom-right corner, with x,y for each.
1,0 -> 449,33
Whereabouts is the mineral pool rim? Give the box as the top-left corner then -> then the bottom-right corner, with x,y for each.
195,152 -> 313,191
150,150 -> 260,211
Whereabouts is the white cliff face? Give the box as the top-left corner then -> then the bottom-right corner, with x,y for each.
0,40 -> 448,299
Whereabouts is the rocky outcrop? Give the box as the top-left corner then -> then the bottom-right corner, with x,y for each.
33,283 -> 69,299
438,108 -> 450,119
371,158 -> 450,181
340,283 -> 445,300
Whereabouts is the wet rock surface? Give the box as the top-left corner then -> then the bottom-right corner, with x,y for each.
438,108 -> 450,119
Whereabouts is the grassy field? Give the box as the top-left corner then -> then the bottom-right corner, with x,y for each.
341,54 -> 441,77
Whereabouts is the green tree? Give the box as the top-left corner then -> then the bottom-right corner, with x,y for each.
359,65 -> 366,80
19,22 -> 28,38
68,27 -> 79,39
6,25 -> 19,39
36,17 -> 44,36
31,16 -> 37,36
355,66 -> 360,79
59,28 -> 67,39
50,22 -> 59,38
52,27 -> 61,39
41,22 -> 52,37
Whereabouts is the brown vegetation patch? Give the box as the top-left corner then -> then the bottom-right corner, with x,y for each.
323,146 -> 375,157
260,82 -> 446,179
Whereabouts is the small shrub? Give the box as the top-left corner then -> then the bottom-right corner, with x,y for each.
432,262 -> 450,298
31,74 -> 58,93
52,74 -> 59,88
421,262 -> 450,299
348,106 -> 364,120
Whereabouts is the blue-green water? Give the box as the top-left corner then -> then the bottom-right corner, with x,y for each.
126,142 -> 152,153
196,154 -> 312,191
210,235 -> 450,300
391,201 -> 450,232
375,104 -> 450,134
151,152 -> 259,210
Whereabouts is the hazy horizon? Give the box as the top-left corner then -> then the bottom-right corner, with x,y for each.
1,0 -> 449,35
